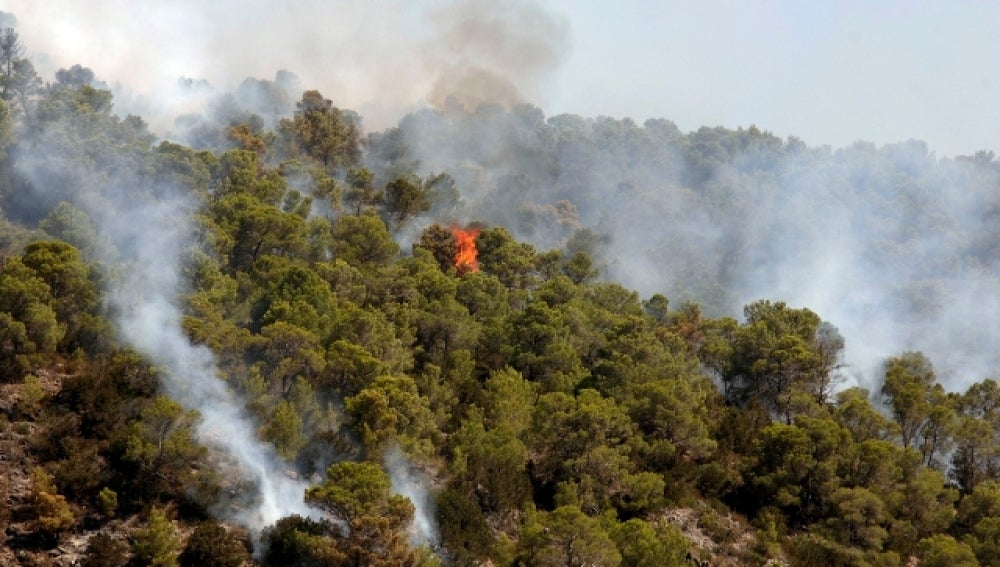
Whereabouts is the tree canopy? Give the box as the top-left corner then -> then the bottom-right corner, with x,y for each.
3,39 -> 1000,567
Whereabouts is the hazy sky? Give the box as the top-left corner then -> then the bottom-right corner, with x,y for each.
6,0 -> 999,157
544,0 -> 1000,157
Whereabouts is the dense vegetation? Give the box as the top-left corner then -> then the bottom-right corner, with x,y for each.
3,25 -> 1000,567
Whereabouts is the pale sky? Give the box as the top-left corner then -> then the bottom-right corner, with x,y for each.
543,1 -> 1000,157
5,0 -> 999,157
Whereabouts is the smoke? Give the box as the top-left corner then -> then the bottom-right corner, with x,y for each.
2,0 -> 575,540
11,115 -> 315,532
6,0 -> 569,133
106,196 -> 316,529
8,2 -> 1000,553
0,11 -> 17,28
385,445 -> 439,548
711,140 -> 1000,391
366,112 -> 1000,394
422,0 -> 570,112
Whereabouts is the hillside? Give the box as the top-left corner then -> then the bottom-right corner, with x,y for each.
2,28 -> 1000,567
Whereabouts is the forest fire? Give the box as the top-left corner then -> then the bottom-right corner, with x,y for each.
451,226 -> 480,274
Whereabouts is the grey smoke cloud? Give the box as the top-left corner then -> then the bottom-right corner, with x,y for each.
423,0 -> 570,111
6,0 -> 569,132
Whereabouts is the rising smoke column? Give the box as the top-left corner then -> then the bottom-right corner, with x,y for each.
12,132 -> 315,533
421,0 -> 570,112
8,77 -> 441,547
107,196 -> 315,530
385,445 -> 439,548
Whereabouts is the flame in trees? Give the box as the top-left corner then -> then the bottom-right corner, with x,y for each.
451,226 -> 480,274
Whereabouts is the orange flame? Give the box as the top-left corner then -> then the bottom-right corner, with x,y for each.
451,226 -> 480,274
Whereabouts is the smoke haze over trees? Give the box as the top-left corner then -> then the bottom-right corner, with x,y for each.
4,2 -> 1000,566
6,0 -> 998,391
7,1 -> 1000,156
361,109 -> 1000,393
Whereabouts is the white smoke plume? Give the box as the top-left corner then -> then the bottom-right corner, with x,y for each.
385,445 -> 439,548
9,140 -> 316,530
107,195 -> 316,529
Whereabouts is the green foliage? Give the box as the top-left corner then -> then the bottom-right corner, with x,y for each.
329,210 -> 399,267
256,322 -> 326,394
5,57 -> 42,118
59,351 -> 158,439
7,75 -> 1000,567
0,254 -> 62,347
305,461 -> 418,566
625,372 -> 718,462
178,522 -> 250,567
957,480 -> 1000,532
326,338 -> 390,396
384,174 -> 431,225
132,507 -> 180,567
278,90 -> 360,170
562,251 -> 598,284
122,396 -> 205,499
520,505 -> 622,566
415,223 -> 458,273
255,264 -> 334,334
435,485 -> 493,564
215,149 -> 287,205
882,351 -> 938,449
262,515 -> 345,567
787,533 -> 871,567
151,141 -> 214,194
887,467 -> 958,554
82,533 -> 129,567
0,311 -> 32,376
483,367 -> 535,435
38,201 -> 104,259
210,193 -> 306,271
610,518 -> 688,567
882,352 -> 935,447
824,487 -> 889,551
952,379 -> 1000,493
721,300 -> 842,420
450,409 -> 531,514
17,372 -> 45,417
836,387 -> 900,442
97,487 -> 117,518
345,373 -> 439,456
745,416 -> 850,524
525,389 -> 663,516
30,466 -> 75,536
344,166 -> 381,214
3,239 -> 106,352
261,399 -> 306,460
916,534 -> 979,567
476,226 -> 539,290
